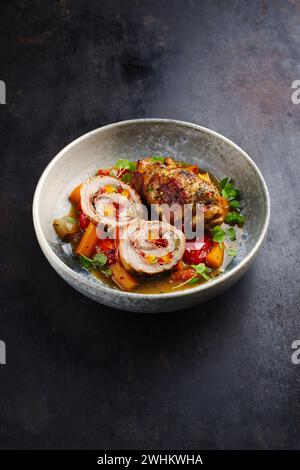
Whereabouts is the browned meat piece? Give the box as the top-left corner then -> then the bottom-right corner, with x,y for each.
131,157 -> 224,227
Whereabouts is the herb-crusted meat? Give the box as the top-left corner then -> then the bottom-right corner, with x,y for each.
131,157 -> 225,227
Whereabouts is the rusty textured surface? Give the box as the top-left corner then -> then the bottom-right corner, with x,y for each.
0,0 -> 299,449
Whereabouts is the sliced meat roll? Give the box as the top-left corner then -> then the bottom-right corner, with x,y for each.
81,176 -> 143,229
119,220 -> 186,275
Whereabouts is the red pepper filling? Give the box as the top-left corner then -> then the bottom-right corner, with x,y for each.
183,236 -> 212,265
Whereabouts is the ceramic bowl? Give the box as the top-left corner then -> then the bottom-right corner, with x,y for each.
32,119 -> 270,312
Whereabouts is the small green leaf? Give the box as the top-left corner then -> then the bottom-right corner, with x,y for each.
211,225 -> 226,243
79,254 -> 93,269
101,267 -> 113,277
220,177 -> 230,189
151,156 -> 165,162
115,159 -> 137,171
121,172 -> 132,183
188,276 -> 200,285
66,216 -> 77,224
226,227 -> 236,241
229,199 -> 240,208
226,247 -> 237,257
221,184 -> 239,201
92,253 -> 107,268
225,211 -> 245,226
147,185 -> 154,192
191,263 -> 211,281
220,177 -> 240,201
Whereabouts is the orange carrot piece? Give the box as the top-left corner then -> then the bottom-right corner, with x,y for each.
206,244 -> 224,269
175,260 -> 184,271
111,263 -> 138,291
75,222 -> 98,257
69,184 -> 82,205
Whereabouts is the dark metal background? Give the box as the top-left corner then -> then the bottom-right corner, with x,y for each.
0,0 -> 299,449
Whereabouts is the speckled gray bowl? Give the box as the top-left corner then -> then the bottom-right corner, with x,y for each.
33,119 -> 270,312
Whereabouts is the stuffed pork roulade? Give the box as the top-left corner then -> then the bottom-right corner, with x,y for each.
81,176 -> 144,229
119,220 -> 186,275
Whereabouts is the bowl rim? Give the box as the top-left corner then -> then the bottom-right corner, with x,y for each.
32,118 -> 270,299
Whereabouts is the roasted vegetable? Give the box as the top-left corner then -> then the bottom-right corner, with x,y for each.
79,212 -> 90,231
111,262 -> 138,291
53,216 -> 80,242
183,236 -> 212,265
69,184 -> 82,205
171,268 -> 195,283
75,221 -> 98,257
206,243 -> 224,269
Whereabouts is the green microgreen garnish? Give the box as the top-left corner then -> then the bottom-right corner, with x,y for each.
211,225 -> 226,243
229,199 -> 240,209
120,172 -> 132,183
225,211 -> 245,226
220,177 -> 240,201
66,217 -> 77,224
115,159 -> 137,171
92,253 -> 108,268
226,227 -> 236,241
79,253 -> 112,276
172,263 -> 211,289
151,156 -> 165,163
191,263 -> 211,281
101,267 -> 113,277
220,177 -> 246,225
226,247 -> 237,257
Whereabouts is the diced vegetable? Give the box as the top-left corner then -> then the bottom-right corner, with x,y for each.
98,168 -> 111,176
79,212 -> 90,231
111,263 -> 138,291
145,254 -> 157,264
160,253 -> 172,264
183,237 -> 212,265
104,184 -> 117,193
53,216 -> 80,242
69,184 -> 82,205
121,189 -> 129,197
75,221 -> 98,257
171,268 -> 195,283
198,172 -> 211,184
206,243 -> 224,269
175,260 -> 184,271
